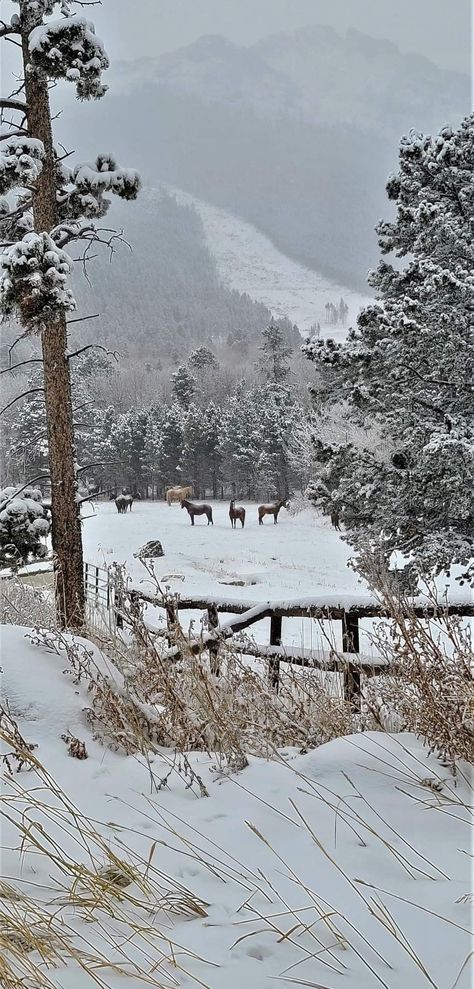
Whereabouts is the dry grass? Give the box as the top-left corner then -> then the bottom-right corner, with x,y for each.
0,708 -> 212,989
356,560 -> 474,767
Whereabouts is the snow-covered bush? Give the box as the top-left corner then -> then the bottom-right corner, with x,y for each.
0,486 -> 50,567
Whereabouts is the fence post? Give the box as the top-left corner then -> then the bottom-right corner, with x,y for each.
84,561 -> 88,600
95,565 -> 99,599
342,611 -> 361,711
114,570 -> 124,630
166,600 -> 181,659
269,614 -> 282,692
207,604 -> 220,675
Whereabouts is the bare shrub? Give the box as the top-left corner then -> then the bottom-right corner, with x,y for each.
0,577 -> 55,628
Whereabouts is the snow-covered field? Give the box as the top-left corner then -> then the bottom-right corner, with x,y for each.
82,500 -> 369,651
82,501 -> 359,598
164,186 -> 372,336
1,624 -> 472,989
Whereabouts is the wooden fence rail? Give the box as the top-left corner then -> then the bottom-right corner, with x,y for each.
81,564 -> 473,710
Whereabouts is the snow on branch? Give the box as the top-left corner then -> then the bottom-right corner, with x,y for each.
0,231 -> 76,332
0,137 -> 44,195
54,153 -> 141,232
28,14 -> 109,100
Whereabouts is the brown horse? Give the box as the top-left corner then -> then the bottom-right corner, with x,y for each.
258,498 -> 288,525
181,498 -> 213,525
115,493 -> 133,513
229,499 -> 245,528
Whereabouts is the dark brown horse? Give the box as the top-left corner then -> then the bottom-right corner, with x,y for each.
258,498 -> 288,525
115,491 -> 133,513
181,498 -> 213,525
229,499 -> 245,528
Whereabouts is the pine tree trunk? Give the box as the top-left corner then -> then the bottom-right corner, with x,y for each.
20,3 -> 85,628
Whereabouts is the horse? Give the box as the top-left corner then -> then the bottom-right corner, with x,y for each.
115,493 -> 133,514
181,499 -> 213,525
229,499 -> 245,528
258,498 -> 288,525
166,485 -> 192,506
330,509 -> 341,531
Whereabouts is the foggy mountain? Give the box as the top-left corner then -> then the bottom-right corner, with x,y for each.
110,26 -> 467,136
67,25 -> 469,293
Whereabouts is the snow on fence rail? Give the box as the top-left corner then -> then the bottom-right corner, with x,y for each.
83,562 -> 474,710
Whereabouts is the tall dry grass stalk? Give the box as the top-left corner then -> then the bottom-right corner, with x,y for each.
357,553 -> 474,767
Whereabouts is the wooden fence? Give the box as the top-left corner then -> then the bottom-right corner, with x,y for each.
81,563 -> 473,708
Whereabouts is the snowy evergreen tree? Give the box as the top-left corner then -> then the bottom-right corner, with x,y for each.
188,346 -> 219,372
180,402 -> 222,496
220,390 -> 261,498
171,365 -> 195,409
180,404 -> 207,496
108,409 -> 152,492
0,485 -> 49,567
259,321 -> 292,384
305,114 -> 474,582
254,383 -> 300,498
202,400 -> 222,497
0,1 -> 140,627
155,404 -> 184,488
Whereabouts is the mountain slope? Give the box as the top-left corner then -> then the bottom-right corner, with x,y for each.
71,192 -> 291,353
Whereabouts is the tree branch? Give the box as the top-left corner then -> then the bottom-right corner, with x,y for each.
1,388 -> 44,416
67,342 -> 120,362
0,20 -> 21,38
66,313 -> 100,327
0,99 -> 27,113
0,476 -> 51,511
76,461 -> 119,474
0,358 -> 43,375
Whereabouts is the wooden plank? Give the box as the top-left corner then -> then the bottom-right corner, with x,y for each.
132,587 -> 474,620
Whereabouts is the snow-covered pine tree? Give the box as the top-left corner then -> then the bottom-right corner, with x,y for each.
202,400 -> 222,498
108,410 -> 152,494
254,383 -> 301,499
171,365 -> 196,409
188,346 -> 219,373
180,403 -> 216,497
259,321 -> 293,385
155,404 -> 184,490
304,115 -> 474,582
0,1 -> 140,627
220,390 -> 261,499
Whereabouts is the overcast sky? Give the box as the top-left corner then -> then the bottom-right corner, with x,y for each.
88,0 -> 471,73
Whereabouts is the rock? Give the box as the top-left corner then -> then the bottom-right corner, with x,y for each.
134,540 -> 164,559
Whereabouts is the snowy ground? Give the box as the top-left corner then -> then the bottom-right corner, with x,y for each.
82,500 -> 370,653
1,624 -> 472,989
162,186 -> 372,336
